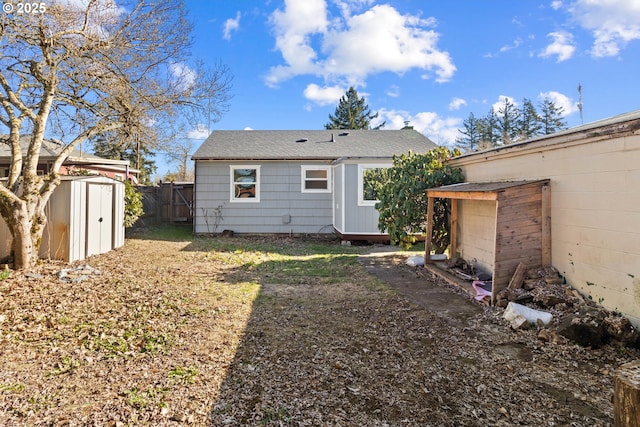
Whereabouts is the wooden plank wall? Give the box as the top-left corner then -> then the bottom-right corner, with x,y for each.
492,184 -> 544,293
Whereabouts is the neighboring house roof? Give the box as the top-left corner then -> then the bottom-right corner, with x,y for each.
192,129 -> 438,161
0,134 -> 132,167
0,134 -> 140,179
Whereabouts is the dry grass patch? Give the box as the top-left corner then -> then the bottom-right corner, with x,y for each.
0,229 -> 268,425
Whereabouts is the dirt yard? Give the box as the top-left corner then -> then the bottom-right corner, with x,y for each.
1,227 -> 638,426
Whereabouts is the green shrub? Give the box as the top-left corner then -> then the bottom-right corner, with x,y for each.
124,180 -> 144,228
376,147 -> 464,252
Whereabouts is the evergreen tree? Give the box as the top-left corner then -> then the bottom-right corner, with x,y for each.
478,109 -> 500,148
325,87 -> 385,130
495,97 -> 520,144
516,98 -> 543,140
455,112 -> 482,152
91,133 -> 157,184
455,97 -> 568,150
539,98 -> 568,134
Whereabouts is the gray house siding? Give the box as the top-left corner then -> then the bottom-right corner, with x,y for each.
333,164 -> 344,232
344,164 -> 379,234
336,162 -> 389,235
194,161 -> 334,235
192,129 -> 438,239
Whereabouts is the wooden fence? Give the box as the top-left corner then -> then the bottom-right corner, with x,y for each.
136,182 -> 193,225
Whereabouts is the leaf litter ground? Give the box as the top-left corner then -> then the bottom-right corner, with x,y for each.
0,226 -> 638,426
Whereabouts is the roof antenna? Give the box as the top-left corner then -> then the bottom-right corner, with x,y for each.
577,83 -> 583,125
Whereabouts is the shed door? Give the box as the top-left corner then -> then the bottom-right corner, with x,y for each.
86,183 -> 114,257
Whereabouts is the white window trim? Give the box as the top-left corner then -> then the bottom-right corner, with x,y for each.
358,163 -> 390,207
300,165 -> 332,193
230,165 -> 261,203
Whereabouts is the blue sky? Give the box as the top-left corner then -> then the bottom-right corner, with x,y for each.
167,1 -> 639,175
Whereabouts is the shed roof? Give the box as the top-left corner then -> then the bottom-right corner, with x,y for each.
192,129 -> 438,160
427,180 -> 550,200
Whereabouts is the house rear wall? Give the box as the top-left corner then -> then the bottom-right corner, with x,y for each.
337,162 -> 389,235
194,161 -> 334,235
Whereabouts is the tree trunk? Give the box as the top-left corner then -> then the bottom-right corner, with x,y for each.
615,361 -> 640,426
6,201 -> 45,270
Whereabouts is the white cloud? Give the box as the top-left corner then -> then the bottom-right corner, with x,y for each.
187,124 -> 210,140
265,0 -> 328,87
551,1 -> 563,10
386,85 -> 400,98
170,62 -> 196,91
484,37 -> 527,59
539,91 -> 579,115
568,0 -> 640,57
265,1 -> 456,91
492,95 -> 518,114
223,11 -> 241,41
499,38 -> 523,53
449,97 -> 467,111
539,31 -> 576,62
322,5 -> 455,83
333,0 -> 376,18
376,108 -> 462,146
54,0 -> 126,37
303,84 -> 345,105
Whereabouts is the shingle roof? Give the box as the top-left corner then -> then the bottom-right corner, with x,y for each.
0,134 -> 129,166
427,180 -> 550,194
191,129 -> 438,160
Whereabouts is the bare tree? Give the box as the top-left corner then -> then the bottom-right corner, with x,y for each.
0,0 -> 232,269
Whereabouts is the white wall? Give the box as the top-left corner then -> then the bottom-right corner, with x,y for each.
450,123 -> 640,324
457,199 -> 496,276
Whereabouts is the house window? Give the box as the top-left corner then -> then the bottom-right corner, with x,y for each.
230,166 -> 260,202
358,164 -> 389,206
301,166 -> 331,193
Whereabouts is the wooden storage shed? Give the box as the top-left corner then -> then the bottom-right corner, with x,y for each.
425,180 -> 551,304
0,175 -> 125,263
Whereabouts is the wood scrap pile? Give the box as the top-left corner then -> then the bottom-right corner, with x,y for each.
495,263 -> 578,308
497,263 -> 640,349
446,257 -> 491,282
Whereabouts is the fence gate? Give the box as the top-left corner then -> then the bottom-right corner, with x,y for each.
161,182 -> 193,223
136,182 -> 193,225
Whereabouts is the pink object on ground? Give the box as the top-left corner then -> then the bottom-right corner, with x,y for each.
472,280 -> 492,301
